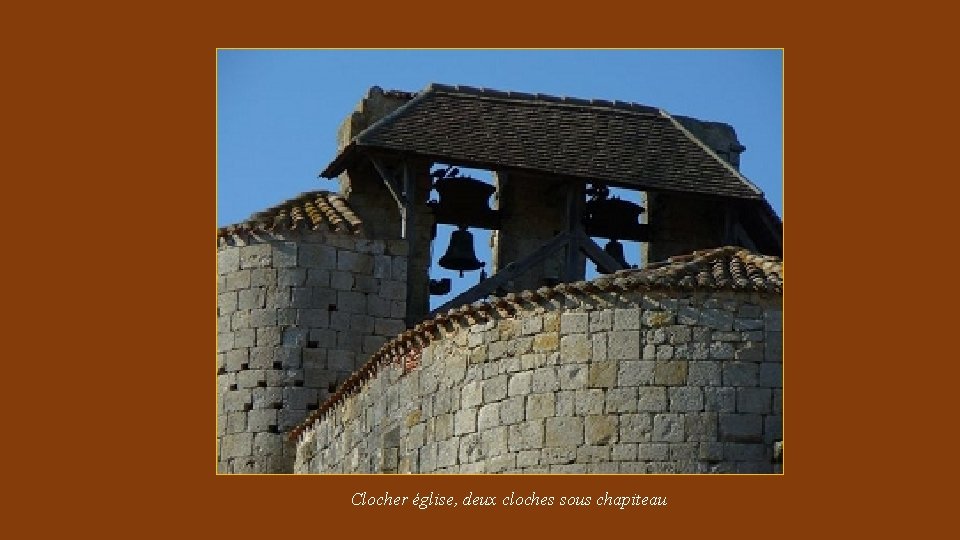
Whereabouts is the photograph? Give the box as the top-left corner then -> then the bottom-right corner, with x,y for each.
216,49 -> 783,474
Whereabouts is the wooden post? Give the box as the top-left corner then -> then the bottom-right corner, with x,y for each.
562,181 -> 585,282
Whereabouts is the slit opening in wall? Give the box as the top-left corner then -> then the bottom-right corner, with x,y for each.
306,340 -> 319,348
257,380 -> 266,388
294,379 -> 304,387
242,403 -> 252,412
307,402 -> 318,411
327,381 -> 337,393
273,361 -> 283,370
240,363 -> 249,370
267,425 -> 278,433
271,402 -> 283,410
328,304 -> 337,312
217,366 -> 226,375
228,384 -> 238,391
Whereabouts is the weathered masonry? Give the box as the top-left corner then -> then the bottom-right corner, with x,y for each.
292,247 -> 782,474
217,83 -> 783,474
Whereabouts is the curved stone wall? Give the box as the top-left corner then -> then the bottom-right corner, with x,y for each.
217,228 -> 408,473
294,288 -> 782,474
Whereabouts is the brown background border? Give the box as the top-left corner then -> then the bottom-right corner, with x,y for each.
5,1 -> 938,536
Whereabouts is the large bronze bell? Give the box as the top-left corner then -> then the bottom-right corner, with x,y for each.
604,239 -> 630,271
439,225 -> 485,277
584,197 -> 645,240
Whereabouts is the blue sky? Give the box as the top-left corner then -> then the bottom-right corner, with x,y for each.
217,49 -> 782,308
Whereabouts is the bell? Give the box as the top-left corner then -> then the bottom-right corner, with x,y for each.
438,225 -> 485,277
584,197 -> 645,239
603,239 -> 630,271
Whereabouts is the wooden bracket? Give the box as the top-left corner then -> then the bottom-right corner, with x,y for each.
574,229 -> 627,273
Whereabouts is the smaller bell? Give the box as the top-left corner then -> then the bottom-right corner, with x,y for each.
438,225 -> 485,277
603,239 -> 630,272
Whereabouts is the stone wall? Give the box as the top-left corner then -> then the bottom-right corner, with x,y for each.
217,229 -> 408,473
294,289 -> 782,474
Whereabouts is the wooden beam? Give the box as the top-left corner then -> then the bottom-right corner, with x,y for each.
368,156 -> 405,210
575,229 -> 627,273
430,231 -> 571,316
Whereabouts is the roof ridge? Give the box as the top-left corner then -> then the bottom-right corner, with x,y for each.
425,82 -> 662,115
288,245 -> 781,441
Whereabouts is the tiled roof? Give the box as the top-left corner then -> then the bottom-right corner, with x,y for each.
217,191 -> 361,240
289,246 -> 781,441
323,83 -> 764,200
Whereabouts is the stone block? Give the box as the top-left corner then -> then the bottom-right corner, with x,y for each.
526,392 -> 556,420
521,315 -> 543,336
725,442 -> 765,461
612,443 -> 638,461
531,367 -> 559,393
613,308 -> 641,330
218,248 -> 240,275
225,270 -> 251,292
608,330 -> 640,360
652,413 -> 684,442
221,433 -> 253,458
532,332 -> 559,352
687,361 -> 721,386
620,413 -> 653,443
764,309 -> 782,331
656,345 -> 674,360
508,420 -> 544,452
764,415 -> 782,443
499,396 -> 525,424
654,361 -> 687,385
684,412 -> 718,441
455,379 -> 479,408
637,386 -> 667,412
271,242 -> 297,268
737,388 -> 772,414
592,333 -> 608,361
735,341 -> 764,361
575,389 -> 605,415
701,309 -> 733,331
481,426 -> 509,457
589,310 -> 612,332
704,387 -> 737,412
542,447 -> 576,465
560,312 -> 589,333
300,244 -> 337,269
256,326 -> 282,347
577,445 -> 611,463
637,443 -> 669,461
545,416 -> 584,447
240,244 -> 272,269
560,334 -> 591,362
507,371 -> 531,397
719,413 -> 763,443
723,362 -> 759,387
483,374 -> 508,403
588,360 -> 618,388
616,360 -> 654,387
477,402 -> 500,430
557,364 -> 587,389
584,415 -> 618,445
605,387 -> 638,413
668,387 -> 703,411
709,341 -> 735,359
330,271 -> 354,290
643,310 -> 675,328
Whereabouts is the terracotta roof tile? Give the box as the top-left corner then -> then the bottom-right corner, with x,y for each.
217,191 -> 361,240
289,247 -> 781,441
